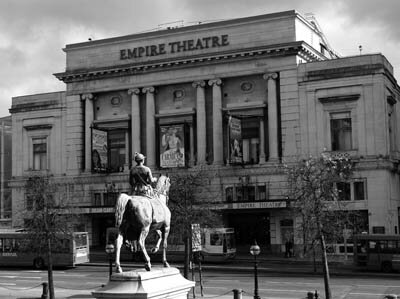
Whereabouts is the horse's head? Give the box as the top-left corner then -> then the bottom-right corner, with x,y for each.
156,175 -> 171,196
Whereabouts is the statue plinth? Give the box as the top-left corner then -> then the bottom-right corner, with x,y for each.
92,267 -> 195,299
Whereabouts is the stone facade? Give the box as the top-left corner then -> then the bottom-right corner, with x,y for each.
9,10 -> 400,254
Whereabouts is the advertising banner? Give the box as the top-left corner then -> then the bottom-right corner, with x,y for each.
229,116 -> 243,164
160,124 -> 185,168
92,128 -> 108,172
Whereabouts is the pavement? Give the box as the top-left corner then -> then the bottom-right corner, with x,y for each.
3,249 -> 399,299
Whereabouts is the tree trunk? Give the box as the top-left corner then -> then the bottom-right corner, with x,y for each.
47,237 -> 55,299
320,233 -> 331,299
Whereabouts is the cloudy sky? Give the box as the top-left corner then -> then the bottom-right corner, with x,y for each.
1,0 -> 400,117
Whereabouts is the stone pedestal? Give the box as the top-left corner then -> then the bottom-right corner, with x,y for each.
92,267 -> 195,299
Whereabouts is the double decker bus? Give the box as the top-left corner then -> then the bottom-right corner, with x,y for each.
0,229 -> 90,269
353,234 -> 400,272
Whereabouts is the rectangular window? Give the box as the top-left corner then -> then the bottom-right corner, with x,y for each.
354,181 -> 365,201
242,118 -> 259,164
337,182 -> 351,201
32,137 -> 47,170
26,195 -> 33,211
225,187 -> 233,203
108,130 -> 126,172
330,112 -> 352,151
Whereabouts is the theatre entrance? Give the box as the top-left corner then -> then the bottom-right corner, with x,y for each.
227,212 -> 270,254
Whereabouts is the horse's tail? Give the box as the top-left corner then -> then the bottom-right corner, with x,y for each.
115,193 -> 130,228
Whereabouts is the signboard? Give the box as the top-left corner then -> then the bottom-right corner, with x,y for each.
160,125 -> 185,168
191,224 -> 202,252
213,201 -> 287,210
92,128 -> 108,172
229,116 -> 243,164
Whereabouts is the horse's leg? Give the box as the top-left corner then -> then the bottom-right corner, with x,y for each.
139,227 -> 151,271
115,233 -> 123,273
151,230 -> 162,253
162,226 -> 170,268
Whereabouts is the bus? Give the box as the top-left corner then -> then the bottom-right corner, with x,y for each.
353,234 -> 400,272
0,229 -> 90,269
106,227 -> 236,262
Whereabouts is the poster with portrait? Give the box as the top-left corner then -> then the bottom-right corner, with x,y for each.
229,116 -> 243,164
160,124 -> 185,168
92,128 -> 108,172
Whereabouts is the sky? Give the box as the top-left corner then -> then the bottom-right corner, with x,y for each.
1,0 -> 400,117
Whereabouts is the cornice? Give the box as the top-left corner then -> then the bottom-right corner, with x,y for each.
54,42 -> 324,83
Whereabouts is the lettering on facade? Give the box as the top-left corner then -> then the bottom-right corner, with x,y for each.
214,201 -> 287,210
120,35 -> 229,60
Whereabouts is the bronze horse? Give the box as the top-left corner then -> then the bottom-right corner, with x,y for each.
114,175 -> 171,272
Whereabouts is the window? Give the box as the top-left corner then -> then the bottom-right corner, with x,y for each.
108,130 -> 126,172
335,180 -> 366,201
354,181 -> 365,201
337,182 -> 351,201
225,183 -> 268,202
330,112 -> 352,151
242,118 -> 260,164
32,137 -> 47,170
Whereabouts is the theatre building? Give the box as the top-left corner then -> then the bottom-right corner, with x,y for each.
9,10 -> 400,254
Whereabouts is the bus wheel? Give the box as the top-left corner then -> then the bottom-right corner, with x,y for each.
381,261 -> 392,273
33,258 -> 44,270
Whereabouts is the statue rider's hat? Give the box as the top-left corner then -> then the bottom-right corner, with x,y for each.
134,152 -> 145,162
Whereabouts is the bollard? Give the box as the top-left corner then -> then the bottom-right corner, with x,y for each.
233,289 -> 242,299
41,282 -> 48,299
307,291 -> 314,299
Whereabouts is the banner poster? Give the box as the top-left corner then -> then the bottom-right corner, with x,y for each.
160,124 -> 185,168
229,116 -> 243,164
92,128 -> 108,172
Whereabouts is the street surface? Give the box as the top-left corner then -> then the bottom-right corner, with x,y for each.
0,264 -> 399,299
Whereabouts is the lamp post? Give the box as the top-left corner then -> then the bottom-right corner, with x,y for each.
105,244 -> 115,279
250,240 -> 261,299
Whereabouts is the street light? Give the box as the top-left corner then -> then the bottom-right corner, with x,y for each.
250,240 -> 261,299
105,244 -> 115,279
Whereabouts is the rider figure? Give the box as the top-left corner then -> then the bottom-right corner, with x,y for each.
130,152 -> 157,197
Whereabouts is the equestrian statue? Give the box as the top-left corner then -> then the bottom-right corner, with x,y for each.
114,152 -> 171,272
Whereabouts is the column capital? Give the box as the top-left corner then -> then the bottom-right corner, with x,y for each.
142,86 -> 155,94
128,88 -> 141,95
263,73 -> 279,81
192,81 -> 206,88
208,79 -> 222,87
81,93 -> 94,101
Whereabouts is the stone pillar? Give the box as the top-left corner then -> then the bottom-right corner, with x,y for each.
208,79 -> 223,165
263,73 -> 279,161
81,93 -> 94,172
259,118 -> 266,164
192,81 -> 206,164
189,123 -> 195,166
143,86 -> 156,167
128,88 -> 141,157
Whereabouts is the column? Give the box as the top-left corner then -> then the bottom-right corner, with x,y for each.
259,118 -> 266,164
143,87 -> 156,167
208,79 -> 223,165
189,123 -> 195,166
81,93 -> 94,172
128,88 -> 141,158
263,73 -> 279,161
192,81 -> 206,164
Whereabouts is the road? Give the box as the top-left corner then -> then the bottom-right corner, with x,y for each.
0,265 -> 399,298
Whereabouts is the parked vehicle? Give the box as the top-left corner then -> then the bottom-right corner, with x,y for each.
106,227 -> 236,262
0,229 -> 90,269
353,233 -> 400,272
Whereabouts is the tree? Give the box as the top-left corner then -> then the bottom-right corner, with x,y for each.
23,175 -> 77,299
168,167 -> 223,278
285,154 -> 353,299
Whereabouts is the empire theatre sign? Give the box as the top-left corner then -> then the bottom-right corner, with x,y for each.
119,34 -> 230,60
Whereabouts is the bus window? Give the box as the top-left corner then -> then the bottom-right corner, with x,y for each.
210,233 -> 222,246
